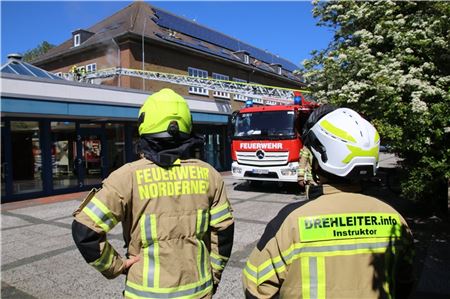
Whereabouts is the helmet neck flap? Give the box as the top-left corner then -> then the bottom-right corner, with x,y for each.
137,134 -> 204,168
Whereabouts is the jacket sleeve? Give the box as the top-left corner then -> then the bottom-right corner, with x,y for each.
209,173 -> 234,288
242,201 -> 307,299
72,165 -> 132,279
242,221 -> 287,299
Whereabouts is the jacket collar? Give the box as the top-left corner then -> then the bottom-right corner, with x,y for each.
309,183 -> 362,200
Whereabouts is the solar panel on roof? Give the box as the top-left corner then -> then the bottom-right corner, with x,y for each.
155,33 -> 241,63
152,8 -> 299,72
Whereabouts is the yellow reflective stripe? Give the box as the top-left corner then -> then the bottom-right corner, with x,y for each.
140,214 -> 159,288
243,258 -> 286,286
196,210 -> 203,235
210,204 -> 232,226
202,242 -> 209,277
82,197 -> 118,232
210,262 -> 222,271
210,252 -> 228,271
196,210 -> 208,280
242,239 -> 391,287
196,239 -> 203,276
301,256 -> 310,299
305,256 -> 326,299
320,119 -> 356,143
257,267 -> 276,285
196,240 -> 208,279
243,261 -> 258,284
247,238 -> 394,291
210,251 -> 229,261
125,274 -> 212,297
202,211 -> 209,232
317,257 -> 326,299
89,242 -> 114,272
196,209 -> 208,235
140,215 -> 149,287
342,144 -> 379,164
150,214 -> 160,288
210,202 -> 229,216
282,239 -> 390,263
210,212 -> 232,226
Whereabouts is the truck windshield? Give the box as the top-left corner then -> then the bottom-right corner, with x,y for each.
234,110 -> 295,139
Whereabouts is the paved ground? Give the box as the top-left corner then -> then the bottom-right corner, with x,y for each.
1,173 -> 450,298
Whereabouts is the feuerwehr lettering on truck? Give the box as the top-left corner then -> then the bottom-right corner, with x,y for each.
239,143 -> 283,150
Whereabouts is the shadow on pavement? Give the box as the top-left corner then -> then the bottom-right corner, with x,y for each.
233,180 -> 302,195
364,168 -> 450,299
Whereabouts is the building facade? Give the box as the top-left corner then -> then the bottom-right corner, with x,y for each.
32,2 -> 305,110
1,2 -> 305,202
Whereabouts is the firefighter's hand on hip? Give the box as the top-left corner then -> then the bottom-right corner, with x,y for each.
123,255 -> 140,274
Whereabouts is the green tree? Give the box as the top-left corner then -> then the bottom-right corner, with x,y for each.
301,1 -> 450,213
23,41 -> 55,62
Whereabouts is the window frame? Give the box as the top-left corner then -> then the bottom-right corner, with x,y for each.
243,54 -> 250,64
86,63 -> 97,73
74,34 -> 81,47
212,73 -> 230,99
188,67 -> 209,96
232,78 -> 248,102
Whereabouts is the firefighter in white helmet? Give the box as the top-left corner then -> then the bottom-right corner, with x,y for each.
243,105 -> 414,299
72,88 -> 234,298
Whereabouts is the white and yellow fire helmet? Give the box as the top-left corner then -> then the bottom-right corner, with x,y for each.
303,106 -> 380,177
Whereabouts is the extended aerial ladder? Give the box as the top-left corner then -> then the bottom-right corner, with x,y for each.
70,67 -> 310,105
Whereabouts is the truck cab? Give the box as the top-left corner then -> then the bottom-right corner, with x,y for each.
230,99 -> 317,183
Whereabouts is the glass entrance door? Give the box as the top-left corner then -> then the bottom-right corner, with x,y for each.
204,133 -> 224,171
77,129 -> 105,187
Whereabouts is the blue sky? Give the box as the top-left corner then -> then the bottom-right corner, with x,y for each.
1,1 -> 334,67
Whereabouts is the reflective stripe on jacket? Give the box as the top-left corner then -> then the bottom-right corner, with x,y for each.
73,158 -> 234,299
243,184 -> 414,299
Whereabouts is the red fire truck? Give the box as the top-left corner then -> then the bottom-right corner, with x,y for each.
230,93 -> 318,183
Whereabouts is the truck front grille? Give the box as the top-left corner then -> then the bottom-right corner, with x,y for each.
236,151 -> 289,166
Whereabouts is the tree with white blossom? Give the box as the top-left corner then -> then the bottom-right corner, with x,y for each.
301,1 -> 450,213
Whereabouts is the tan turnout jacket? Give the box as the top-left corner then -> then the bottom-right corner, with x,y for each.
73,158 -> 234,299
243,184 -> 414,299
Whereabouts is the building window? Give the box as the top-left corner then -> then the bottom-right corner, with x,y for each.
243,54 -> 250,64
10,121 -> 43,194
233,78 -> 248,102
74,34 -> 81,47
86,63 -> 97,73
277,66 -> 282,75
212,73 -> 230,99
51,121 -> 78,190
188,67 -> 208,96
105,123 -> 125,174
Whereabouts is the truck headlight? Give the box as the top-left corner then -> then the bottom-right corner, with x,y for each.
281,168 -> 297,176
232,166 -> 242,174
